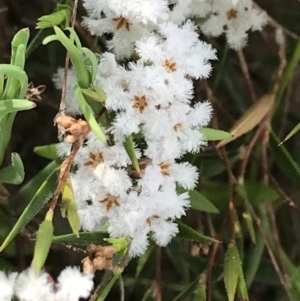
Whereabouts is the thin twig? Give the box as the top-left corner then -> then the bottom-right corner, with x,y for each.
206,216 -> 226,301
239,115 -> 269,180
236,49 -> 257,103
49,127 -> 90,211
247,203 -> 294,301
119,275 -> 125,301
213,146 -> 236,241
253,2 -> 299,40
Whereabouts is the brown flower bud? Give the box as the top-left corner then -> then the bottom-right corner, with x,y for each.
55,116 -> 76,129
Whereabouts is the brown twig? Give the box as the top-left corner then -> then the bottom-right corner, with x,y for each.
236,49 -> 257,103
49,126 -> 90,211
206,216 -> 226,301
247,202 -> 294,301
239,115 -> 269,180
253,2 -> 299,40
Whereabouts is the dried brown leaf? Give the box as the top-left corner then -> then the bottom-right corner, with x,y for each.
217,92 -> 275,148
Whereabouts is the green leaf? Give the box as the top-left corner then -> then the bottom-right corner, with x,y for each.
177,221 -> 218,243
36,4 -> 71,29
194,274 -> 206,301
81,87 -> 106,103
0,153 -> 24,184
242,212 -> 256,244
10,28 -> 29,66
8,160 -> 60,215
97,270 -> 123,301
190,189 -> 219,213
280,122 -> 300,145
81,47 -> 99,83
31,211 -> 54,273
61,178 -> 80,237
201,127 -> 232,141
74,83 -> 107,143
104,237 -> 130,254
0,64 -> 28,99
170,275 -> 201,301
34,144 -> 59,160
238,267 -> 249,301
224,243 -> 240,301
273,38 -> 300,115
244,180 -> 279,206
0,99 -> 35,120
43,26 -> 90,88
177,186 -> 219,213
269,130 -> 300,182
0,161 -> 58,252
52,231 -> 109,246
124,135 -> 140,174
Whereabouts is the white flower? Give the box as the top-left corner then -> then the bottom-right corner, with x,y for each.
53,68 -> 81,115
14,268 -> 55,301
55,267 -> 94,301
150,220 -> 179,246
0,271 -> 17,301
200,0 -> 268,49
54,0 -> 217,257
82,0 -> 169,59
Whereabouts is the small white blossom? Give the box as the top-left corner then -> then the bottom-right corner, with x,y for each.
52,68 -> 81,115
55,267 -> 94,301
0,271 -> 17,301
200,0 -> 268,49
14,268 -> 55,301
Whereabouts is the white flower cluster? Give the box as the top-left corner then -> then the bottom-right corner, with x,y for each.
54,0 -> 267,257
199,0 -> 268,49
81,0 -> 267,58
0,267 -> 93,301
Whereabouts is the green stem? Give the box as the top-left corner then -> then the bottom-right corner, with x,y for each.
244,206 -> 267,288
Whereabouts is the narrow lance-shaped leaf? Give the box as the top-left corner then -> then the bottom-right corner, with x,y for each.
0,64 -> 28,99
224,243 -> 240,301
97,269 -> 124,301
81,47 -> 99,83
36,4 -> 71,29
279,122 -> 300,145
0,160 -> 59,252
177,220 -> 218,243
52,231 -> 108,246
273,38 -> 300,115
0,153 -> 24,185
124,135 -> 140,174
74,83 -> 107,144
238,265 -> 249,301
0,99 -> 35,121
242,212 -> 256,244
181,187 -> 219,214
10,28 -> 30,66
170,275 -> 202,301
5,30 -> 28,99
217,92 -> 275,148
31,210 -> 54,273
81,87 -> 106,103
61,177 -> 80,238
201,127 -> 232,141
43,26 -> 90,88
34,144 -> 59,160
